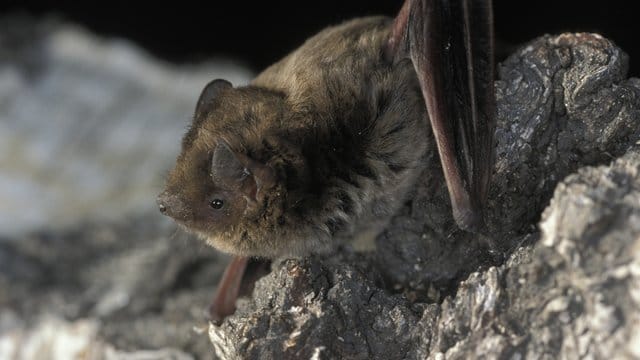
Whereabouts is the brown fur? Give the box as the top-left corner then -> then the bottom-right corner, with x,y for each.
159,17 -> 431,258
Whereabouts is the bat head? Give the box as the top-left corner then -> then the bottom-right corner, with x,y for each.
157,79 -> 295,257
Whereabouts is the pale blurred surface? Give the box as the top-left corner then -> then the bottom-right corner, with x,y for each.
0,18 -> 253,237
0,16 -> 248,359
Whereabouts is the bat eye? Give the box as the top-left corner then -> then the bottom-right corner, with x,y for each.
210,199 -> 224,210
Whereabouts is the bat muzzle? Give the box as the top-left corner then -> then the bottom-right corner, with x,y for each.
157,191 -> 190,221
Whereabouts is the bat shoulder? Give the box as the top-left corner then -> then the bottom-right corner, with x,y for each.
252,16 -> 393,91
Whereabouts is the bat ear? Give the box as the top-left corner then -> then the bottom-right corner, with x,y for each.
211,141 -> 277,204
196,79 -> 232,112
211,141 -> 247,188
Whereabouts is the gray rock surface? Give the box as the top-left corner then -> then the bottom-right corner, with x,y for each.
0,213 -> 229,359
1,16 -> 639,360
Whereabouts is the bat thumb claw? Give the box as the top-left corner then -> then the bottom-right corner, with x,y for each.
453,207 -> 485,234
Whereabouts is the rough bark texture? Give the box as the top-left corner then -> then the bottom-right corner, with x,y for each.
1,18 -> 639,360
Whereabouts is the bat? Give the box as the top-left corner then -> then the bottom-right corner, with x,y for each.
158,0 -> 495,323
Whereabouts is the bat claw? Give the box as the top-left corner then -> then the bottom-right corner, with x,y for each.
477,233 -> 504,265
453,207 -> 485,234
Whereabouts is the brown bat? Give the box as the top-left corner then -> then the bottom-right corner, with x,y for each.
158,0 -> 495,323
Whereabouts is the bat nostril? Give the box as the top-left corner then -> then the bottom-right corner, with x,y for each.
157,194 -> 170,215
157,193 -> 188,220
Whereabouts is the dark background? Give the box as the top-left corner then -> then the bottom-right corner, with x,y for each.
2,0 -> 637,75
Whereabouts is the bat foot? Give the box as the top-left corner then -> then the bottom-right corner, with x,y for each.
477,233 -> 504,265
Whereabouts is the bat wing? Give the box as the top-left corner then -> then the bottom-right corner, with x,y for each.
388,0 -> 495,232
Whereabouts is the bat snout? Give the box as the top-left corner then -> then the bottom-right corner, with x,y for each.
157,191 -> 190,221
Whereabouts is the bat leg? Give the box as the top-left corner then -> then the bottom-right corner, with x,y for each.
388,0 -> 496,235
209,255 -> 248,325
209,256 -> 272,325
